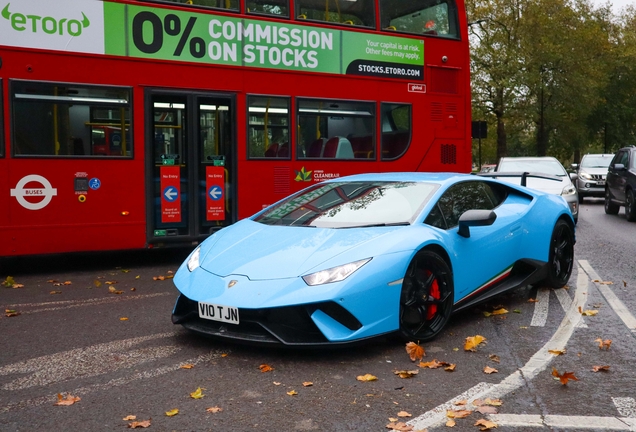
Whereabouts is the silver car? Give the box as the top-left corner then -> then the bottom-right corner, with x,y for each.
571,154 -> 613,202
495,156 -> 579,223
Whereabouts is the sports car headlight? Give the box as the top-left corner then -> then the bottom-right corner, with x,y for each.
302,258 -> 371,286
562,185 -> 577,196
579,171 -> 592,180
187,247 -> 201,272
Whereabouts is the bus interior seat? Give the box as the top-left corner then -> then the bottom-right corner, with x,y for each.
323,137 -> 354,159
277,142 -> 289,157
264,143 -> 279,157
307,138 -> 326,157
349,135 -> 373,159
382,131 -> 410,158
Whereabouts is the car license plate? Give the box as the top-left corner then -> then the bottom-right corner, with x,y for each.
198,301 -> 239,325
597,181 -> 605,186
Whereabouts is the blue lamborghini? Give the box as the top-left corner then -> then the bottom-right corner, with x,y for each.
172,172 -> 575,346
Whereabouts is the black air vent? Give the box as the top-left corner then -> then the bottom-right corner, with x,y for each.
274,167 -> 290,195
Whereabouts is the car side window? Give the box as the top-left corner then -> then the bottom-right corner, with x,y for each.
426,181 -> 498,229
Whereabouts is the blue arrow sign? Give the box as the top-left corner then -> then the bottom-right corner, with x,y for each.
208,185 -> 223,201
163,186 -> 179,202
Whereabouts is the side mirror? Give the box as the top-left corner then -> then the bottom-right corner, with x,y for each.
614,163 -> 626,171
571,163 -> 578,170
458,209 -> 497,238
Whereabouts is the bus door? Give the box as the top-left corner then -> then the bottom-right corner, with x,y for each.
147,91 -> 236,245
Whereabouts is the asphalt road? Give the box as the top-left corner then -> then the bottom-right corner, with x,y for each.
1,201 -> 635,432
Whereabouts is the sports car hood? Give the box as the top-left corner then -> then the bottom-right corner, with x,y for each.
198,219 -> 404,280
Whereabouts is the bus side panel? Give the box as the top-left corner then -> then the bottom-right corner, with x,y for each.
5,159 -> 147,256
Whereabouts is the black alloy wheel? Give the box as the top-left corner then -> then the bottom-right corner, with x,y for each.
399,251 -> 454,341
541,220 -> 574,288
626,189 -> 636,222
605,188 -> 619,215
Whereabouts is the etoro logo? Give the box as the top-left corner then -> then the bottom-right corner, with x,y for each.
10,174 -> 58,210
1,3 -> 90,36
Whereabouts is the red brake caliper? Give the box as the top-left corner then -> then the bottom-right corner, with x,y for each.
426,270 -> 440,320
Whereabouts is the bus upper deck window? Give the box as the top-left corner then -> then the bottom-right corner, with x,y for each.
153,0 -> 239,12
295,0 -> 375,28
247,0 -> 289,17
380,0 -> 459,38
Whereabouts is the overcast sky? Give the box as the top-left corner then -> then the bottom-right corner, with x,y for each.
593,0 -> 635,13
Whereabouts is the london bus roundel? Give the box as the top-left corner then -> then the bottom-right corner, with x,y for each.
10,175 -> 58,211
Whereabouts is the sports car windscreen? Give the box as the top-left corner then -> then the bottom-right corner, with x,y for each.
254,181 -> 438,228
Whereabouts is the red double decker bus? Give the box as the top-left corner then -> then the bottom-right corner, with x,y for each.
0,0 -> 471,257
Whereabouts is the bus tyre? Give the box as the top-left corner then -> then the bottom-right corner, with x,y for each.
605,188 -> 619,215
399,251 -> 454,342
541,220 -> 574,288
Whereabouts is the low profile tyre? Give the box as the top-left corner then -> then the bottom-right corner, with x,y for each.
626,189 -> 636,222
605,188 -> 619,214
541,220 -> 574,288
399,251 -> 454,342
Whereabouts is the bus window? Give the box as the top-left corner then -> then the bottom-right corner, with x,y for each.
297,99 -> 374,159
248,96 -> 291,158
247,0 -> 289,17
144,0 -> 239,11
11,81 -> 132,157
380,0 -> 459,38
295,0 -> 375,27
381,103 -> 411,160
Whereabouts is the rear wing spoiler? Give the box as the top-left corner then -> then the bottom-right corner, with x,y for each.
475,171 -> 562,187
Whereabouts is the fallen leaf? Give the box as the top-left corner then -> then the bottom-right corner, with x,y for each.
623,281 -> 627,287
47,279 -> 59,283
123,415 -> 137,421
105,281 -> 118,285
446,419 -> 456,427
393,370 -> 419,378
444,364 -> 456,372
165,409 -> 179,416
397,411 -> 412,417
109,286 -> 124,294
464,335 -> 487,352
548,349 -> 566,356
50,291 -> 62,294
552,367 -> 578,385
206,406 -> 223,413
54,393 -> 80,406
389,417 -> 398,422
63,281 -> 72,285
302,382 -> 313,387
592,365 -> 610,372
385,422 -> 413,431
286,390 -> 298,396
528,298 -> 538,303
180,364 -> 194,369
446,410 -> 472,419
492,308 -> 508,315
221,353 -> 228,357
453,400 -> 467,406
273,382 -> 281,386
405,341 -> 425,361
190,387 -> 205,399
477,406 -> 498,415
599,281 -> 613,285
259,364 -> 274,372
474,418 -> 498,430
419,359 -> 449,369
5,309 -> 20,317
120,317 -> 129,321
357,374 -> 378,382
483,366 -> 498,374
2,276 -> 17,287
484,398 -> 503,406
595,338 -> 612,350
489,354 -> 500,363
128,419 -> 151,429
94,280 -> 102,287
580,309 -> 599,316
130,287 -> 136,291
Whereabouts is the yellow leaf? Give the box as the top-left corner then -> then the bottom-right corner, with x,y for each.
595,338 -> 612,350
128,419 -> 151,429
206,406 -> 223,413
453,400 -> 467,406
548,349 -> 566,356
492,308 -> 508,315
483,366 -> 498,374
165,408 -> 179,417
444,364 -> 456,372
464,335 -> 487,352
385,422 -> 413,431
356,374 -> 378,382
475,418 -> 498,430
397,411 -> 412,417
180,364 -> 194,369
389,417 -> 398,422
190,387 -> 205,399
287,390 -> 298,396
50,291 -> 62,294
109,286 -> 124,294
419,359 -> 448,369
446,418 -> 456,427
592,365 -> 610,372
123,415 -> 137,420
394,370 -> 419,378
54,393 -> 81,406
221,353 -> 228,357
405,341 -> 425,361
105,281 -> 118,285
120,317 -> 129,321
302,382 -> 313,387
446,409 -> 472,419
484,398 -> 503,406
581,309 -> 599,316
5,309 -> 20,317
273,382 -> 281,386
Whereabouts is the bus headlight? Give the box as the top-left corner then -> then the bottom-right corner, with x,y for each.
302,258 -> 371,286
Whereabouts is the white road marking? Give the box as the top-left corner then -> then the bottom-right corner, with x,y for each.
554,287 -> 587,328
489,414 -> 635,430
0,332 -> 177,390
579,260 -> 636,332
0,351 -> 220,414
613,397 -> 636,418
530,288 -> 550,326
3,292 -> 173,315
407,265 -> 589,430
